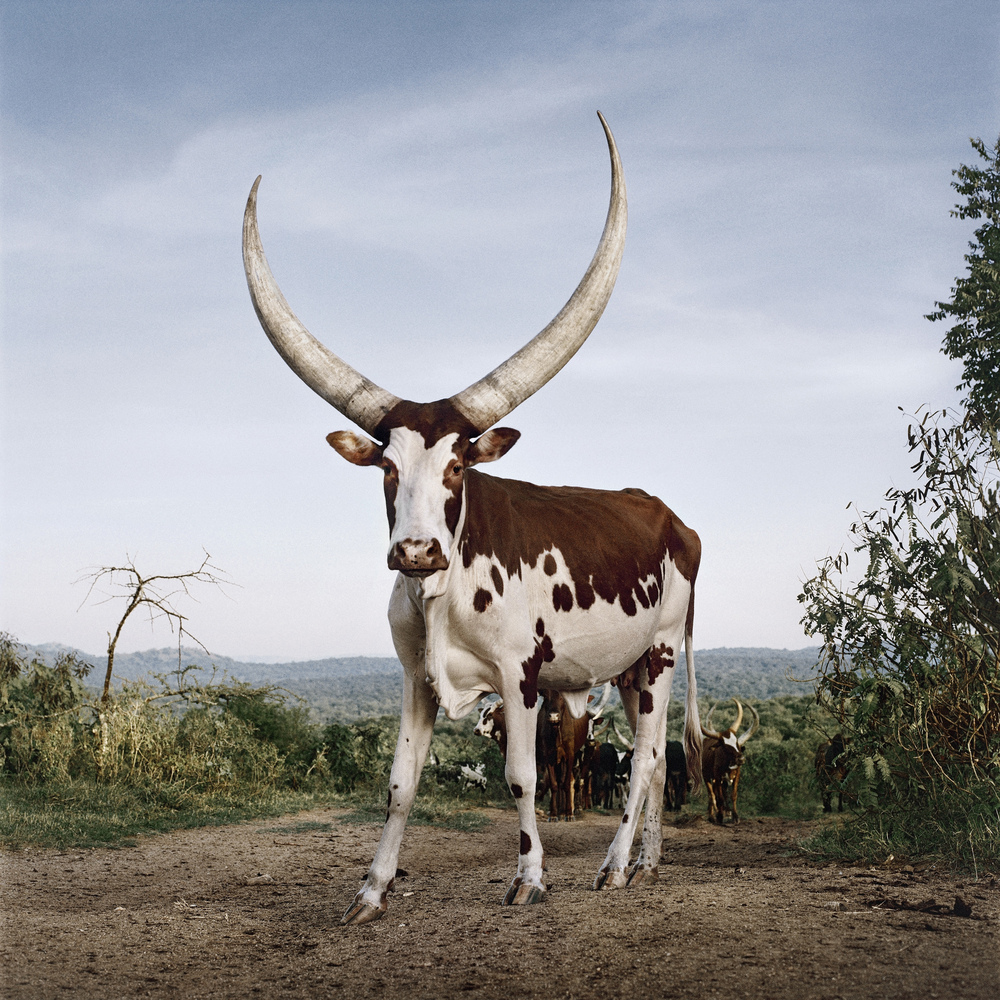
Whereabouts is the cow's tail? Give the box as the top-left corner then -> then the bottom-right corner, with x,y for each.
682,586 -> 702,794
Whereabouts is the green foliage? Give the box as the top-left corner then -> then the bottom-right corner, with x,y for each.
0,638 -> 328,794
799,137 -> 1000,868
928,136 -> 1000,419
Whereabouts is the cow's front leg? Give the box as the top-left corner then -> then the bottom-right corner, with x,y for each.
730,771 -> 742,824
341,670 -> 437,925
500,697 -> 546,905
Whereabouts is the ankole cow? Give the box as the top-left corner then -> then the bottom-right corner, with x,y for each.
701,699 -> 760,824
242,112 -> 702,924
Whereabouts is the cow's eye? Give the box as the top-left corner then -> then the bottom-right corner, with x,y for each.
452,464 -> 462,476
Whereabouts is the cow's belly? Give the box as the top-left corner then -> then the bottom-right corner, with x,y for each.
533,602 -> 661,689
430,553 -> 689,715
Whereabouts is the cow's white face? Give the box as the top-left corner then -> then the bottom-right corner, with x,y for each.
382,427 -> 465,575
475,700 -> 500,739
327,415 -> 520,577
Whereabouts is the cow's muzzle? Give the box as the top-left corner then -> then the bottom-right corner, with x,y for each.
388,538 -> 449,576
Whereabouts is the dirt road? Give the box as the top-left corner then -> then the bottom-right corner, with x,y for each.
2,808 -> 997,999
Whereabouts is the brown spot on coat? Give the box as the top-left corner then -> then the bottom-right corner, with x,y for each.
543,553 -> 557,575
646,643 -> 670,685
536,617 -> 545,637
473,588 -> 493,613
520,831 -> 532,855
382,460 -> 399,532
510,784 -> 523,799
490,565 -> 505,596
520,633 -> 555,708
552,583 -> 573,612
639,690 -> 654,715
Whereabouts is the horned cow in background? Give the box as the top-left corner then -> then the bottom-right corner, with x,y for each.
538,685 -> 610,820
701,699 -> 760,825
476,686 -> 611,820
244,112 -> 703,924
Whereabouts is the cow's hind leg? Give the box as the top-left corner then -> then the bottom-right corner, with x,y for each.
628,738 -> 667,886
500,697 -> 546,905
594,647 -> 676,891
341,669 -> 437,925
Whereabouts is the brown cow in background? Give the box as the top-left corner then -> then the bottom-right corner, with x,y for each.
701,699 -> 759,824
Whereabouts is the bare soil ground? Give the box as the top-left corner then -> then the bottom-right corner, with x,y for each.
2,807 -> 997,1000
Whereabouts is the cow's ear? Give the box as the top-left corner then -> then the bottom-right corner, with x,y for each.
466,427 -> 520,466
327,430 -> 383,466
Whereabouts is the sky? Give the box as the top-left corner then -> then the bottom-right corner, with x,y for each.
2,1 -> 998,661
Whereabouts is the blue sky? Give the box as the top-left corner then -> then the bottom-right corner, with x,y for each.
2,2 -> 998,659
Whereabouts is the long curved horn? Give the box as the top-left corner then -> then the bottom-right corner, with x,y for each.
701,701 -> 721,739
587,682 -> 613,718
612,723 -> 634,751
737,704 -> 760,747
449,111 -> 628,432
731,698 -> 744,734
242,177 -> 401,435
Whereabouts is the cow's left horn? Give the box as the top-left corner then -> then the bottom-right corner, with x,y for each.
737,704 -> 760,747
449,111 -> 628,433
242,176 -> 402,436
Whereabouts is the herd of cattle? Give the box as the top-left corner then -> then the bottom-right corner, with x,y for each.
473,690 -> 849,824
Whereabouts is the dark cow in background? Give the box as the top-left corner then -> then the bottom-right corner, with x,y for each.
815,733 -> 848,813
663,739 -> 689,811
574,713 -> 611,811
701,699 -> 759,825
590,740 -> 622,809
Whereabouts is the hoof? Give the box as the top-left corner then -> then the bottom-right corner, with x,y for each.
340,899 -> 386,926
594,869 -> 628,891
501,878 -> 546,906
626,865 -> 659,887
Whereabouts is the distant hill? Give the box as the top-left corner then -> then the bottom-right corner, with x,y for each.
21,642 -> 821,722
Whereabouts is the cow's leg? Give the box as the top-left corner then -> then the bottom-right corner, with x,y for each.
706,782 -> 718,823
731,770 -> 742,824
594,656 -> 675,890
501,697 -> 546,905
340,668 -> 438,925
565,760 -> 576,820
628,706 -> 669,885
546,763 -> 559,822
